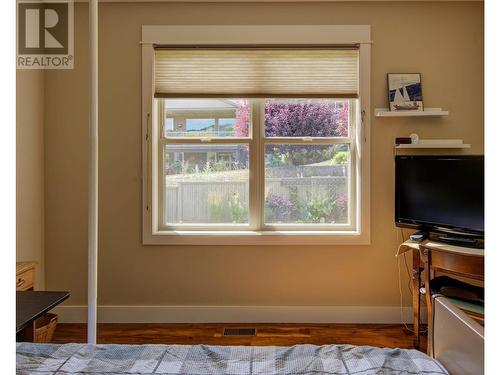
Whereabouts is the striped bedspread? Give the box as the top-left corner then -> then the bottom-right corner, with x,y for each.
16,342 -> 449,375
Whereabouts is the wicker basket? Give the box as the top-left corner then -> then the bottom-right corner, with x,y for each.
34,313 -> 58,343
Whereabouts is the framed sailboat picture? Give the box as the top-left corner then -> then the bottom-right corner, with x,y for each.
387,73 -> 423,111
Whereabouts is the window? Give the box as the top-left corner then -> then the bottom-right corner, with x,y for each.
157,97 -> 355,230
142,26 -> 371,245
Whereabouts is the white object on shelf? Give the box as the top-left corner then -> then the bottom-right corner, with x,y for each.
395,140 -> 471,149
375,107 -> 449,117
410,133 -> 419,144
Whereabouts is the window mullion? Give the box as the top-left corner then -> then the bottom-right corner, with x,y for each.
258,99 -> 266,230
249,99 -> 264,231
263,137 -> 352,145
163,138 -> 251,145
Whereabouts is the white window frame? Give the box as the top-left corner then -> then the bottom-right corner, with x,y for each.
142,25 -> 371,245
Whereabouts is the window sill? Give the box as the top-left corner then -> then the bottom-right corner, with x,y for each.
143,230 -> 370,246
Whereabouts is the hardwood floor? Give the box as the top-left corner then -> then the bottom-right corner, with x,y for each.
52,323 -> 427,352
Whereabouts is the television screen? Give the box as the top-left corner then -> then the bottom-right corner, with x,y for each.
395,155 -> 484,234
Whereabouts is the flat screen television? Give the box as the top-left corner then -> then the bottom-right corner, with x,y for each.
395,155 -> 484,236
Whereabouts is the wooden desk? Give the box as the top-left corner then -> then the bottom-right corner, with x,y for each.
397,240 -> 484,353
16,291 -> 70,342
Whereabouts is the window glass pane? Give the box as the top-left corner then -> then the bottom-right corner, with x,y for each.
165,117 -> 174,131
219,118 -> 236,136
164,99 -> 249,137
264,144 -> 350,225
186,118 -> 216,134
265,99 -> 349,138
164,144 -> 249,225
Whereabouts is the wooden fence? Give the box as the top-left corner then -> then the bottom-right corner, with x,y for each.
165,176 -> 347,223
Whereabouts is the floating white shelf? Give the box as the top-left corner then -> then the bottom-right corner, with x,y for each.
375,107 -> 449,117
395,143 -> 471,149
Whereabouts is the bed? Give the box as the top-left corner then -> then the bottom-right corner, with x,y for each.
18,295 -> 487,375
16,342 -> 449,375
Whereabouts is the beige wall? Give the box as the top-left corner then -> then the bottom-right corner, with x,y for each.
17,70 -> 45,290
45,2 -> 483,311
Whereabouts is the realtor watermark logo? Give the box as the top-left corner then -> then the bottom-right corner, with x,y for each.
17,0 -> 74,69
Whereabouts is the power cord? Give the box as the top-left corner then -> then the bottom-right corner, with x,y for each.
397,249 -> 413,333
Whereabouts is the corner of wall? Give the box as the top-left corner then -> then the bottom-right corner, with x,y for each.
16,69 -> 45,290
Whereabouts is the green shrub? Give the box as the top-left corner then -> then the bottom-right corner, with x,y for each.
332,151 -> 348,164
229,192 -> 246,223
306,193 -> 336,223
208,192 -> 225,222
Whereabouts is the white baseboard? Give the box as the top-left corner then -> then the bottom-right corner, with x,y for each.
53,305 -> 413,324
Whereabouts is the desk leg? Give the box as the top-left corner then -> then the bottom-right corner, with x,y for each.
412,249 -> 421,349
422,248 -> 433,356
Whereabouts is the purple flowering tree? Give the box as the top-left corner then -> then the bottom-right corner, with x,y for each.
236,100 -> 349,164
235,99 -> 348,138
264,100 -> 348,138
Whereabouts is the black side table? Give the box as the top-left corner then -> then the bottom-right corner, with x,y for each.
16,291 -> 70,342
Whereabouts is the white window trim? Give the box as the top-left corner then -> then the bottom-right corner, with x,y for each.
142,25 -> 371,245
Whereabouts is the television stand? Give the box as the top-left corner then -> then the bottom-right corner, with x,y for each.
428,232 -> 484,249
397,239 -> 484,354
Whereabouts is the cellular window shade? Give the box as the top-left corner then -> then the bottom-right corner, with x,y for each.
154,48 -> 359,98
